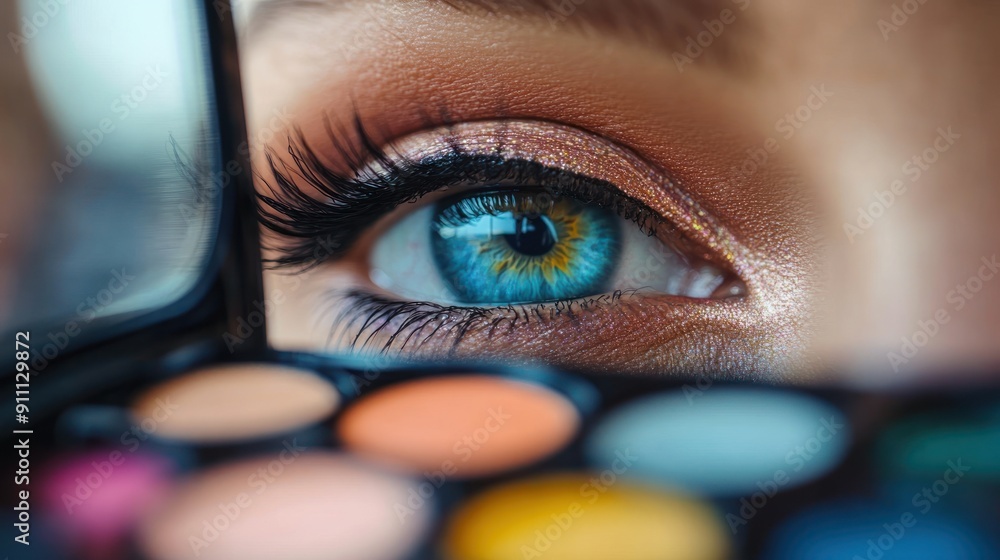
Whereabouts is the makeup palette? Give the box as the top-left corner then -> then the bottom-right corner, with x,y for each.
15,357 -> 1000,560
5,3 -> 997,559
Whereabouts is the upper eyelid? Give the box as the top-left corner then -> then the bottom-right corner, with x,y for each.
256,117 -> 748,277
371,119 -> 748,266
258,149 -> 665,269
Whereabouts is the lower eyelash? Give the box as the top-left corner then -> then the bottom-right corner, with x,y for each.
327,289 -> 639,354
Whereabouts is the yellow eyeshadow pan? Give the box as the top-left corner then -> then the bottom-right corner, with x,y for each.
442,474 -> 730,560
130,363 -> 340,443
337,375 -> 580,478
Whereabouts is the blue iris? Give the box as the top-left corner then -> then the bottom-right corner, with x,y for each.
430,192 -> 621,304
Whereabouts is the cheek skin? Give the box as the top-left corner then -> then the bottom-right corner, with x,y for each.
247,4 -> 823,378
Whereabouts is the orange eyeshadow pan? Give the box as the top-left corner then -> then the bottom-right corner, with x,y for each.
337,375 -> 580,478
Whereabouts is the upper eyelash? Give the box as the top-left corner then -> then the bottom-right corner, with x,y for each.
255,116 -> 678,270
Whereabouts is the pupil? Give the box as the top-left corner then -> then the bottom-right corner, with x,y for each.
504,214 -> 557,256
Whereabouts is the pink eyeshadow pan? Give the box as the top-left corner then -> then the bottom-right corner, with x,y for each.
337,375 -> 581,478
138,452 -> 430,560
40,451 -> 172,556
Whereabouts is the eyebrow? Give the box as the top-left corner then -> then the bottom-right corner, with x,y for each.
244,0 -> 759,73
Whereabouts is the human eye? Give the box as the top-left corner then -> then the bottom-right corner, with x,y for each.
242,0 -> 822,378
366,121 -> 745,306
257,118 -> 754,371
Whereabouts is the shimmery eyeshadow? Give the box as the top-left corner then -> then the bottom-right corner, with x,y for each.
138,453 -> 431,560
131,363 -> 340,443
337,375 -> 580,478
441,474 -> 731,560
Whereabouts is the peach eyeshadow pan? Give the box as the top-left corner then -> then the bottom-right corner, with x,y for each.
131,363 -> 340,443
337,375 -> 581,478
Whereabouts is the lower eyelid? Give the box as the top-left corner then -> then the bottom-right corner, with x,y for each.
315,285 -> 760,373
263,257 -> 762,373
326,288 -> 642,354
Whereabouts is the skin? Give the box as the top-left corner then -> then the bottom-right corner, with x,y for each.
233,0 -> 1000,384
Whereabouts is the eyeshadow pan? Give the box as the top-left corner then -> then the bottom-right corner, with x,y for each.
763,501 -> 997,559
337,375 -> 580,478
138,452 -> 431,560
586,388 -> 850,496
131,363 -> 340,443
40,451 -> 172,552
442,474 -> 730,560
876,403 -> 1000,480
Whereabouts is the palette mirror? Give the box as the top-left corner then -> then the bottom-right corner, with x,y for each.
1,0 -> 223,354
